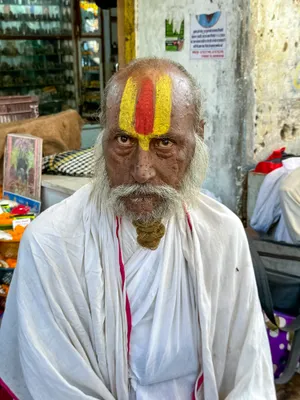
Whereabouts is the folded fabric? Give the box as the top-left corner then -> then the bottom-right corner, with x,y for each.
42,147 -> 94,177
251,157 -> 300,243
254,147 -> 286,174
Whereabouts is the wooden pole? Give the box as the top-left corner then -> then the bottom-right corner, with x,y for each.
117,0 -> 135,68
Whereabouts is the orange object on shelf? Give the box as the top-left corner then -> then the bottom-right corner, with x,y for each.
0,213 -> 12,226
6,259 -> 17,268
6,225 -> 26,242
0,225 -> 27,258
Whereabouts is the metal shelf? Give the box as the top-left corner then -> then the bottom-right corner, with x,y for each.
0,68 -> 65,72
0,53 -> 72,58
0,34 -> 72,40
82,52 -> 98,56
0,18 -> 67,23
80,33 -> 102,39
1,82 -> 72,88
0,2 -> 68,5
82,69 -> 99,74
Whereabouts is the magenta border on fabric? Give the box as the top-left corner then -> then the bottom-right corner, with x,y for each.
186,212 -> 204,399
0,378 -> 18,400
116,217 -> 132,355
183,205 -> 192,233
186,212 -> 193,232
192,373 -> 204,399
116,213 -> 203,398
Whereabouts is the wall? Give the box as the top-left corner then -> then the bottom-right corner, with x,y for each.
250,0 -> 300,162
135,0 -> 250,212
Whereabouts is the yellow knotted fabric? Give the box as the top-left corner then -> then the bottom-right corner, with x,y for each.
133,220 -> 166,250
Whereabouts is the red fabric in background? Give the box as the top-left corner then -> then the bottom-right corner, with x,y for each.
254,147 -> 286,174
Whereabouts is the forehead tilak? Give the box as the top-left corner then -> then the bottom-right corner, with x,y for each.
119,74 -> 173,150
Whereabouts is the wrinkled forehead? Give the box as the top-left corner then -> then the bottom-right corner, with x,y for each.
106,70 -> 195,136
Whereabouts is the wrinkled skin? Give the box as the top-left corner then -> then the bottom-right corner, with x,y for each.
103,66 -> 198,216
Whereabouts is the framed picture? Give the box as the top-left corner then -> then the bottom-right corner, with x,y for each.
3,134 -> 43,213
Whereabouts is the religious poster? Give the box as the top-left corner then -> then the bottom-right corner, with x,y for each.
190,11 -> 226,59
165,19 -> 184,52
3,134 -> 43,213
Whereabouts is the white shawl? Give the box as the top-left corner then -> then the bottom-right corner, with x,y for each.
121,218 -> 200,399
0,184 -> 276,400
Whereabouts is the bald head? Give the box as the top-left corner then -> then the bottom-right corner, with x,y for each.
100,58 -> 203,137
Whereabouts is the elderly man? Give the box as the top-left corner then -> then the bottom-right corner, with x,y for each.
0,58 -> 275,400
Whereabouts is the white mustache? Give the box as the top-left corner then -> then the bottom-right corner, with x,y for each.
109,183 -> 180,201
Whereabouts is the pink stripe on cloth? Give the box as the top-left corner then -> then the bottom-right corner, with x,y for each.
116,217 -> 132,356
0,378 -> 18,400
186,210 -> 203,399
186,213 -> 193,232
183,206 -> 193,232
192,373 -> 204,400
117,212 -> 199,398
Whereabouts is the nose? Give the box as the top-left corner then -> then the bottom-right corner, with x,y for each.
131,147 -> 156,184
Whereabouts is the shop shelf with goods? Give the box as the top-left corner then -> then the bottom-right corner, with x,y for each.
0,0 -> 117,120
0,207 -> 34,320
79,38 -> 103,120
78,1 -> 104,122
0,0 -> 77,116
0,0 -> 72,37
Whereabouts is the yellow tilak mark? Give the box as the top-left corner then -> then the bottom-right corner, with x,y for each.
138,136 -> 151,151
153,75 -> 172,135
119,77 -> 137,134
119,75 -> 172,151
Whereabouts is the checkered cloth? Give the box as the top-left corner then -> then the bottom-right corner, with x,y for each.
42,147 -> 95,177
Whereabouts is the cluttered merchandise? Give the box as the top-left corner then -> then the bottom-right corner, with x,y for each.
0,131 -> 43,321
0,203 -> 34,316
0,97 -> 85,323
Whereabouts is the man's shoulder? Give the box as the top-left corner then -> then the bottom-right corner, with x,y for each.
190,193 -> 244,240
195,193 -> 242,225
25,183 -> 93,242
190,194 -> 250,280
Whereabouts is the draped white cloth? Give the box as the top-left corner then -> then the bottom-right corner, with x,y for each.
251,157 -> 300,243
0,184 -> 276,400
121,219 -> 200,399
280,167 -> 300,244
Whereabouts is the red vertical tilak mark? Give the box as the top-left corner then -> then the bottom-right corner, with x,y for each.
134,78 -> 155,135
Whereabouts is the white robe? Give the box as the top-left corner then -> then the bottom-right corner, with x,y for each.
251,157 -> 300,243
0,184 -> 276,400
280,167 -> 300,244
121,219 -> 200,399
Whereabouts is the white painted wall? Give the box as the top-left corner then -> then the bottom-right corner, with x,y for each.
251,0 -> 300,162
135,0 -> 248,211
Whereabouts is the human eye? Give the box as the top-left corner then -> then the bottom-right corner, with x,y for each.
155,138 -> 174,149
116,134 -> 133,146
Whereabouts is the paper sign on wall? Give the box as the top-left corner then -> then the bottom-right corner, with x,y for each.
190,11 -> 226,59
